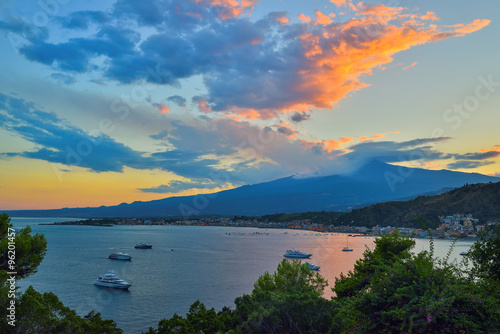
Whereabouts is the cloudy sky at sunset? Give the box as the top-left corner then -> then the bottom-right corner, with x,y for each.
0,0 -> 499,210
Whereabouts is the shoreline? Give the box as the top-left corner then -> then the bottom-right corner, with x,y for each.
35,220 -> 479,240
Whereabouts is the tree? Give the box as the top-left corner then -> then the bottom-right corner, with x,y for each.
234,259 -> 334,333
1,213 -> 48,332
145,300 -> 234,334
0,212 -> 47,279
253,258 -> 327,296
15,286 -> 123,334
333,231 -> 415,298
467,220 -> 500,281
1,214 -> 122,334
332,231 -> 500,333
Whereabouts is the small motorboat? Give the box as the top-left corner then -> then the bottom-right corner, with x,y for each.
108,251 -> 132,261
94,271 -> 131,289
135,242 -> 152,249
459,251 -> 468,256
306,262 -> 320,271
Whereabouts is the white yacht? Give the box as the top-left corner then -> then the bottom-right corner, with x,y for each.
283,249 -> 312,258
94,271 -> 131,289
108,251 -> 132,261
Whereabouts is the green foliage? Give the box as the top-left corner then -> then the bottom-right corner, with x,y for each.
0,212 -> 47,279
146,300 -> 234,334
1,213 -> 48,331
337,252 -> 500,333
253,259 -> 327,296
468,221 -> 500,281
1,212 -> 499,333
234,288 -> 334,334
0,214 -> 122,333
13,286 -> 123,334
234,259 -> 334,333
147,260 -> 335,334
333,231 -> 415,298
332,227 -> 500,333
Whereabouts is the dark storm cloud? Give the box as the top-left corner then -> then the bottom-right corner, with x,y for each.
277,126 -> 297,137
447,160 -> 494,169
344,137 -> 453,163
290,112 -> 311,123
50,73 -> 76,85
57,10 -> 109,29
138,179 -> 220,193
167,95 -> 187,108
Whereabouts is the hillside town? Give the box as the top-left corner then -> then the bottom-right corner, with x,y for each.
57,213 -> 498,239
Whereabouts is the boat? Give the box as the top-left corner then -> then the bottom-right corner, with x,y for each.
135,242 -> 152,249
94,271 -> 131,289
108,251 -> 132,260
342,235 -> 353,252
283,249 -> 312,259
459,251 -> 468,256
306,262 -> 320,271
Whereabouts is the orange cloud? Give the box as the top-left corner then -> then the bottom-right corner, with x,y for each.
479,145 -> 500,153
194,2 -> 490,121
359,131 -> 399,142
421,11 -> 439,21
356,3 -> 404,22
299,136 -> 353,153
277,122 -> 298,138
159,104 -> 170,114
197,0 -> 258,19
276,14 -> 290,24
324,137 -> 353,151
454,19 -> 490,35
330,0 -> 346,7
194,98 -> 212,113
298,13 -> 311,23
314,10 -> 333,25
288,12 -> 490,113
402,62 -> 418,70
424,161 -> 440,170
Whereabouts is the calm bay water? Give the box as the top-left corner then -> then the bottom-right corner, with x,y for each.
12,217 -> 474,334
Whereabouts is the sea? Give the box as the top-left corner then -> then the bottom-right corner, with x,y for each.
11,217 -> 475,334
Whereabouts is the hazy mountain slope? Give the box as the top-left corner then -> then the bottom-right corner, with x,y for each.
335,181 -> 500,228
3,161 -> 498,218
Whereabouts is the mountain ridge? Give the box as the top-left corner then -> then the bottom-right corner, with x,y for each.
334,181 -> 500,228
3,161 -> 499,218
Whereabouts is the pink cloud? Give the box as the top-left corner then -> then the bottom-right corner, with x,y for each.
359,131 -> 400,142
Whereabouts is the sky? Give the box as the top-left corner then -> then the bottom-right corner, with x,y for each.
0,0 -> 499,210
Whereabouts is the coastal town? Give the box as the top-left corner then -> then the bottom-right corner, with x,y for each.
52,213 -> 497,239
